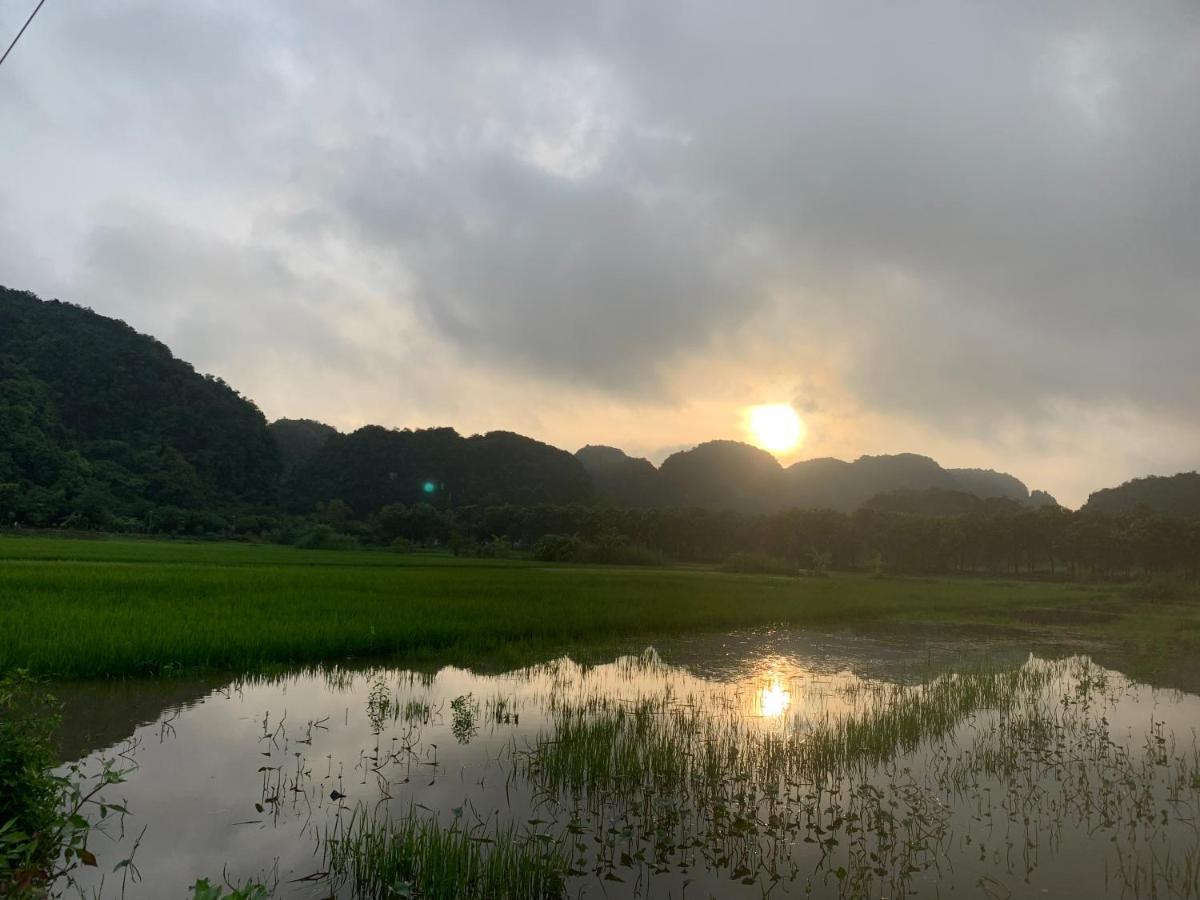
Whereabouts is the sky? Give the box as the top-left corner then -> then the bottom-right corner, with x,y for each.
2,0 -> 1198,507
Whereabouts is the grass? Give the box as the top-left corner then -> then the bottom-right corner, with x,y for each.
508,658 -> 1200,898
324,808 -> 568,900
3,534 -> 1196,679
0,534 -> 1143,679
515,678 -> 980,895
316,658 -> 1200,898
522,667 -> 1053,805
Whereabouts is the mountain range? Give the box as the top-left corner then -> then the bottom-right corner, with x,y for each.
6,285 -> 1198,526
572,441 -> 1057,513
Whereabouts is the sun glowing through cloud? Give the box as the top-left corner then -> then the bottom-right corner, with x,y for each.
746,404 -> 806,454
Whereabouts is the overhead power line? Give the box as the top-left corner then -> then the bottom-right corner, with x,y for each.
0,0 -> 48,69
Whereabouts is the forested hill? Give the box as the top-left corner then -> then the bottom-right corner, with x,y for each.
270,418 -> 339,477
281,425 -> 594,515
276,432 -> 1059,519
0,286 -> 1079,533
0,286 -> 279,527
575,442 -> 1059,513
1082,473 -> 1200,518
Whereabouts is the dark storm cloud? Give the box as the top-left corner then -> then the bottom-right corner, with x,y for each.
2,0 -> 1199,434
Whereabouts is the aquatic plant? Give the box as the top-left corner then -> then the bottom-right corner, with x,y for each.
503,660 -> 1200,897
29,631 -> 1200,899
190,877 -> 270,899
450,694 -> 480,744
512,667 -> 1045,895
324,807 -> 568,900
932,658 -> 1200,898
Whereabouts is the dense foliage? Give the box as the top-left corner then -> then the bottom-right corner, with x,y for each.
259,499 -> 1200,579
459,503 -> 1200,576
946,468 -> 1036,504
863,487 -> 1025,516
269,418 -> 338,477
0,672 -> 140,896
657,440 -> 784,511
0,287 -> 279,529
574,445 -> 664,507
0,673 -> 58,886
283,425 -> 594,516
1082,472 -> 1200,518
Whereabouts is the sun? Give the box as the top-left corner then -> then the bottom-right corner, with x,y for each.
746,404 -> 805,454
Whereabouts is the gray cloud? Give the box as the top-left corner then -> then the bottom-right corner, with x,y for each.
332,150 -> 762,390
2,0 -> 1199,501
78,208 -> 364,376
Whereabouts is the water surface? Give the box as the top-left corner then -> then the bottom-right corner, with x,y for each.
56,629 -> 1200,899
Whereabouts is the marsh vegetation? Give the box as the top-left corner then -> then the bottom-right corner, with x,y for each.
14,630 -> 1196,900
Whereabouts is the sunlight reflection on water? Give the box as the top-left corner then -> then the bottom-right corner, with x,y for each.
51,629 -> 1200,900
754,676 -> 792,718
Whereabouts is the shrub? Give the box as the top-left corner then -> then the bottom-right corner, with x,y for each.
720,552 -> 797,576
1126,575 -> 1198,602
294,524 -> 358,551
532,533 -> 665,567
805,549 -> 833,576
478,536 -> 515,559
0,672 -> 59,887
588,542 -> 665,566
231,514 -> 283,538
108,516 -> 145,534
532,534 -> 584,563
448,532 -> 481,557
265,517 -> 311,546
0,674 -> 137,896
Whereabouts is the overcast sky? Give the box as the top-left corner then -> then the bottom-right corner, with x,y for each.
2,0 -> 1198,506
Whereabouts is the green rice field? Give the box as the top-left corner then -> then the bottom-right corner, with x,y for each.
0,533 -> 1170,679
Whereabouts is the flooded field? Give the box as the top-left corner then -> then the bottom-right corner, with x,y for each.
55,630 -> 1200,899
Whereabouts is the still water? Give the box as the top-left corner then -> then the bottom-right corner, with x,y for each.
55,630 -> 1200,899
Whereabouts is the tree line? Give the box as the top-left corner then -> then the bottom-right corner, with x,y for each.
372,502 -> 1200,578
28,497 -> 1194,580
